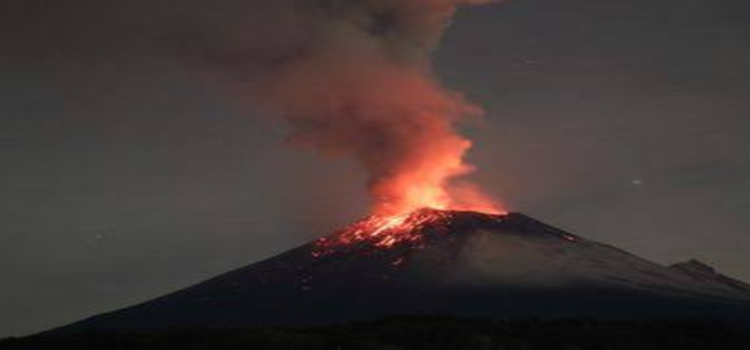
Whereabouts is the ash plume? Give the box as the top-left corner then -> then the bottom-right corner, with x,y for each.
215,0 -> 500,215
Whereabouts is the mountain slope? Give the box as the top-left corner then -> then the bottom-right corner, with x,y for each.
48,210 -> 750,334
671,259 -> 750,295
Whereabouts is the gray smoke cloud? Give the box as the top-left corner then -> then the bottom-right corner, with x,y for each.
0,0 -> 500,215
197,0 -> 500,215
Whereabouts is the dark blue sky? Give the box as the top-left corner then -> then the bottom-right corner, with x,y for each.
1,0 -> 749,337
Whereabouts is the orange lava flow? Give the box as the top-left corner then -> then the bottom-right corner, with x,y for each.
315,207 -> 507,255
315,209 -> 447,254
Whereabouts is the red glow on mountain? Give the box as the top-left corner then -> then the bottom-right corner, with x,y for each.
315,207 -> 508,254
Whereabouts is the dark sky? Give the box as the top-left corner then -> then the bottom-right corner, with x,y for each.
2,0 -> 750,337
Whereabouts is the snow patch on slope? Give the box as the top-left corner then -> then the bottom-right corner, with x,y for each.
446,225 -> 750,303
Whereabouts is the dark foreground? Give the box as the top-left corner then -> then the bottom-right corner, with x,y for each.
3,316 -> 749,350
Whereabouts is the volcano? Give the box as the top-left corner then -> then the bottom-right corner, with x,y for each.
50,209 -> 750,334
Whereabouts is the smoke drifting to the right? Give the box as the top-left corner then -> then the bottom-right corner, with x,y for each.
217,0 -> 502,217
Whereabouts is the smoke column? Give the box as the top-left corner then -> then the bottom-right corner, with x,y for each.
222,0 -> 500,216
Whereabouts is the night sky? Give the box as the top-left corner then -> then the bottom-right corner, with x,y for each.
2,0 -> 750,337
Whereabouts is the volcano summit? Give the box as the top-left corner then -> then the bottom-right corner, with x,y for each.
49,209 -> 750,334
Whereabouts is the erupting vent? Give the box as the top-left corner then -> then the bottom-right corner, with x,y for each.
314,208 -> 509,256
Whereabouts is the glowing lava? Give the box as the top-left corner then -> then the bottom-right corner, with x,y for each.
315,207 -> 508,255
